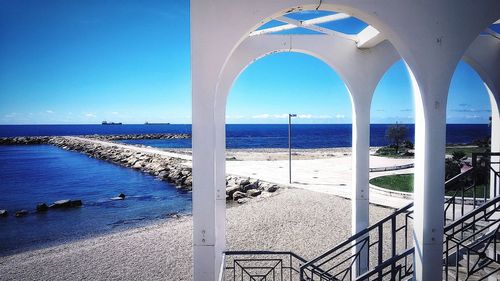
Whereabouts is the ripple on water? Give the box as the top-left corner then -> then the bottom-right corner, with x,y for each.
0,145 -> 192,256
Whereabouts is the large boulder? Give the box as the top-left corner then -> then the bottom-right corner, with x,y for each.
36,203 -> 49,212
50,199 -> 83,209
0,209 -> 8,217
71,200 -> 83,207
50,200 -> 71,208
132,161 -> 143,169
183,176 -> 193,186
15,210 -> 28,217
247,189 -> 262,197
241,180 -> 259,192
232,191 -> 247,201
267,185 -> 279,193
226,185 -> 240,198
111,193 -> 126,200
239,178 -> 250,187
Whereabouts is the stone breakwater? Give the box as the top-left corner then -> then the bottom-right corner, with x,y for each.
85,133 -> 191,141
0,135 -> 280,202
0,133 -> 190,145
0,136 -> 53,145
50,137 -> 195,191
50,137 -> 281,201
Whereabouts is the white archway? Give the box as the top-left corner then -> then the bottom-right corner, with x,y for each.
191,2 -> 500,280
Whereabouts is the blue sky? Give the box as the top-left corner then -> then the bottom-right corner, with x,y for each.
0,1 -> 494,125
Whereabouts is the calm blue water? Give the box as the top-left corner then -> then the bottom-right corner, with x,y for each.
120,124 -> 491,149
0,123 -> 490,255
0,124 -> 491,149
0,145 -> 191,256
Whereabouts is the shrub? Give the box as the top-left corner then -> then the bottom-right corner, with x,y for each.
452,150 -> 466,162
402,140 -> 414,149
445,158 -> 461,181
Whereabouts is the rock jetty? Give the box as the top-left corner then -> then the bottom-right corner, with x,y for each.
86,133 -> 191,141
0,136 -> 53,145
0,133 -> 190,145
50,137 -> 282,200
0,134 -> 283,203
50,137 -> 195,191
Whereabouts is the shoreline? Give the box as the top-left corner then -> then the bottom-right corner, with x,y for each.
0,188 -> 396,281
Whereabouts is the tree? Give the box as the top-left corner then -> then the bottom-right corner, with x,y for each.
385,123 -> 408,154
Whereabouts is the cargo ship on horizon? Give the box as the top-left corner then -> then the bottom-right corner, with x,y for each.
144,122 -> 170,125
102,121 -> 122,125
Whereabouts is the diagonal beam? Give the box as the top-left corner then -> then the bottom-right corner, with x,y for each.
303,13 -> 351,25
249,13 -> 353,39
249,23 -> 297,36
276,16 -> 357,41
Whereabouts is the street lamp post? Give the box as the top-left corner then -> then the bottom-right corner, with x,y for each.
288,114 -> 297,184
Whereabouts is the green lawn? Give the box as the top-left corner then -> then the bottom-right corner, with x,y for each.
370,174 -> 414,192
445,146 -> 489,157
370,173 -> 489,197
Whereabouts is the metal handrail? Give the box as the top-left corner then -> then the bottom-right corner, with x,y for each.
221,250 -> 312,281
443,195 -> 500,280
443,152 -> 499,222
222,152 -> 500,281
301,202 -> 414,270
223,250 -> 307,263
356,247 -> 414,280
445,195 -> 500,231
301,152 -> 500,280
300,202 -> 414,280
218,253 -> 226,281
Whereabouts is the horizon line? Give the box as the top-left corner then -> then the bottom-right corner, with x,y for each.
0,122 -> 490,126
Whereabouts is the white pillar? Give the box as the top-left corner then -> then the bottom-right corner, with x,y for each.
409,65 -> 448,281
214,100 -> 227,277
351,95 -> 371,275
192,92 -> 218,280
487,86 -> 500,198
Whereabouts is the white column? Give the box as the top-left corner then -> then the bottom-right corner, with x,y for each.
487,86 -> 500,198
351,95 -> 371,275
214,101 -> 227,278
409,66 -> 448,281
192,97 -> 217,281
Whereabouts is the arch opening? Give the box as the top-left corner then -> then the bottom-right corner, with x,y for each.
223,51 -> 361,252
368,59 -> 416,194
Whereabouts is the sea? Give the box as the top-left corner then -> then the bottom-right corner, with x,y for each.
0,124 -> 490,256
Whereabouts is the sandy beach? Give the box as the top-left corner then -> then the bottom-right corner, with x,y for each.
0,188 -> 394,281
0,141 -> 415,280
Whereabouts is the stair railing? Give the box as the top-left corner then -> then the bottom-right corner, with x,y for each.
220,250 -> 310,281
301,152 -> 499,281
443,194 -> 500,280
299,203 -> 414,280
443,152 -> 495,222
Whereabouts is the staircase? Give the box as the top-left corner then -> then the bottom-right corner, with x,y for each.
220,152 -> 500,281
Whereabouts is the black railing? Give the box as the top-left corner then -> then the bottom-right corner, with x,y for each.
443,153 -> 499,222
443,194 -> 500,280
356,248 -> 414,281
221,152 -> 500,281
221,251 -> 308,281
300,203 -> 414,280
300,152 -> 500,281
